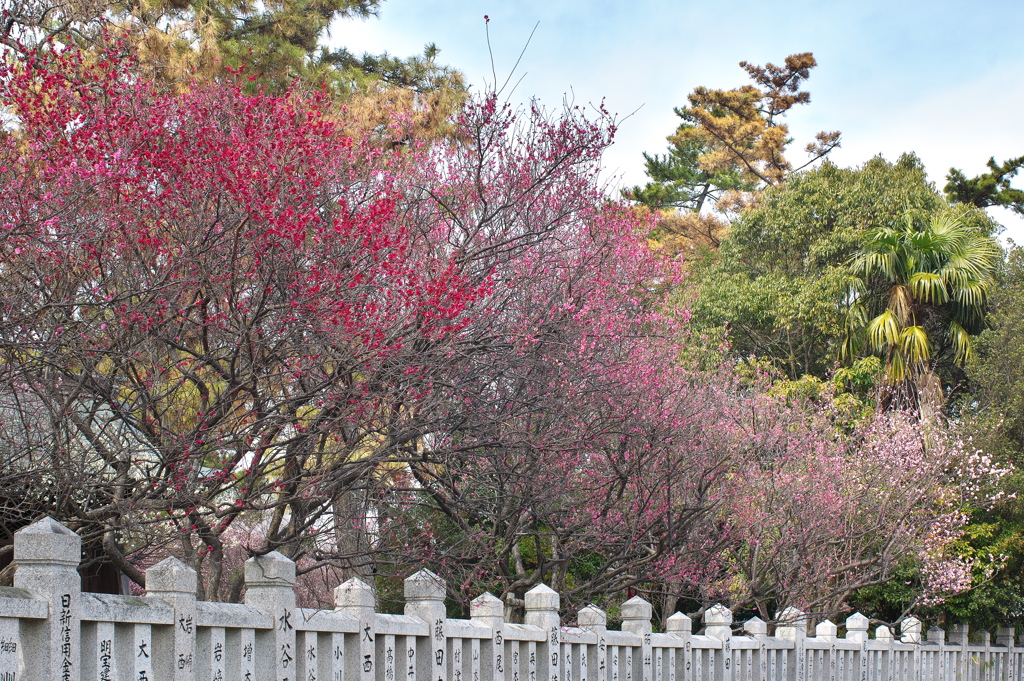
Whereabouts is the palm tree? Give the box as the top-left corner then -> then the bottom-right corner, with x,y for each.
842,210 -> 1000,392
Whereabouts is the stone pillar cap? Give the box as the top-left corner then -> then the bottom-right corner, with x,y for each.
577,604 -> 607,627
471,592 -> 503,619
244,551 -> 297,586
405,569 -> 445,601
744,617 -> 767,636
666,612 -> 692,634
704,604 -> 732,626
525,583 -> 559,611
622,596 -> 653,620
816,620 -> 837,638
335,577 -> 375,609
846,612 -> 869,630
147,556 -> 198,593
14,517 -> 81,566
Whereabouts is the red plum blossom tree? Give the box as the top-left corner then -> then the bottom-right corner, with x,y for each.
0,42 -> 1003,619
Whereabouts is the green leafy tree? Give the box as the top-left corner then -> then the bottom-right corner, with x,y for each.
686,154 -> 950,379
844,209 -> 1001,392
946,156 -> 1024,216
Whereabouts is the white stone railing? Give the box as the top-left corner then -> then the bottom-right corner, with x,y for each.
0,518 -> 1020,681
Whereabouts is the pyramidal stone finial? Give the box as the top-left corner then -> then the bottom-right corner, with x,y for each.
846,612 -> 870,643
577,605 -> 607,629
622,596 -> 653,635
335,577 -> 376,610
147,556 -> 198,593
901,616 -> 922,644
244,551 -> 296,587
405,569 -> 446,602
471,592 -> 504,622
666,612 -> 693,635
744,617 -> 767,637
816,620 -> 837,641
14,516 -> 81,566
776,607 -> 807,641
703,604 -> 732,640
525,583 -> 559,612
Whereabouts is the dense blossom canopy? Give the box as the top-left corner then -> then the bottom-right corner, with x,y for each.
0,43 -> 1002,621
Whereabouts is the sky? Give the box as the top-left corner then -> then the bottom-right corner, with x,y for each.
328,0 -> 1024,241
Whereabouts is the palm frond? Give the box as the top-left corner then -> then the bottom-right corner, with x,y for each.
867,309 -> 900,351
887,346 -> 908,383
948,321 -> 972,365
900,325 -> 931,364
954,280 -> 988,307
889,285 -> 913,325
908,272 -> 948,305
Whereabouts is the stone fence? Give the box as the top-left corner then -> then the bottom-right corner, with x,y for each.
0,518 -> 1020,681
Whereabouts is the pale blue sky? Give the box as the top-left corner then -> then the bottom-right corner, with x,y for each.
330,0 -> 1024,240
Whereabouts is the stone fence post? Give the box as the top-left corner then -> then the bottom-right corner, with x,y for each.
148,556 -> 198,681
13,517 -> 82,681
666,613 -> 692,681
336,577 -> 377,681
622,597 -> 653,681
472,593 -> 505,681
526,585 -> 560,681
245,551 -> 297,681
703,606 -> 732,681
579,604 -> 609,681
777,608 -> 806,681
405,570 -> 447,681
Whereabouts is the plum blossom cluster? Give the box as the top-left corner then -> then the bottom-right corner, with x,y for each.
0,41 -> 1003,621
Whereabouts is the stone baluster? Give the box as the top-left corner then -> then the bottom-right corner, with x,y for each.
148,556 -> 198,681
815,621 -> 837,642
704,606 -> 732,681
846,613 -> 870,681
337,577 -> 377,681
778,608 -> 807,681
473,593 -> 505,681
949,624 -> 969,647
666,613 -> 692,681
579,606 -> 609,681
13,517 -> 82,681
405,570 -> 448,681
244,551 -> 297,681
623,596 -> 653,681
526,585 -> 560,681
900,617 -> 922,644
